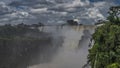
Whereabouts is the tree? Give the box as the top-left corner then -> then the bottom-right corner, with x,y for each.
88,6 -> 120,68
107,63 -> 120,68
107,6 -> 120,24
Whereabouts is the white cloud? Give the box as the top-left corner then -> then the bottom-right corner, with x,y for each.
87,7 -> 104,19
30,8 -> 48,13
0,0 -> 118,25
9,11 -> 29,18
0,2 -> 13,13
0,2 -> 7,8
51,11 -> 67,16
55,0 -> 89,9
93,1 -> 106,7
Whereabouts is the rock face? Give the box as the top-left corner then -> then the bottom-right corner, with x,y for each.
67,19 -> 83,26
67,20 -> 79,25
0,32 -> 63,68
0,24 -> 63,68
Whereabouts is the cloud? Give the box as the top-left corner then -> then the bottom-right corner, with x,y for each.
86,7 -> 104,19
0,0 -> 119,25
30,8 -> 48,13
0,2 -> 13,15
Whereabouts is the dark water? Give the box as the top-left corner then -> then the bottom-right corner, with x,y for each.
0,26 -> 95,68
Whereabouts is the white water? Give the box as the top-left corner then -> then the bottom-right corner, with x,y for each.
28,26 -> 95,68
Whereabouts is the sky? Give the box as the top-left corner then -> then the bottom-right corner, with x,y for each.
0,0 -> 119,25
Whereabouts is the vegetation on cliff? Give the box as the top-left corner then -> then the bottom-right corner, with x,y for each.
88,6 -> 120,68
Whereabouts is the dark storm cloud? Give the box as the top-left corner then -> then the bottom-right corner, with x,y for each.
0,0 -> 119,25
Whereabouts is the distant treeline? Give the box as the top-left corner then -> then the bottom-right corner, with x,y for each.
0,22 -> 45,39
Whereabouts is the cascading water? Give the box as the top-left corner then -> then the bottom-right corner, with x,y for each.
28,25 -> 95,68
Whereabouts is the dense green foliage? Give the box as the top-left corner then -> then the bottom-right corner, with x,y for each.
107,6 -> 120,25
88,6 -> 120,68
